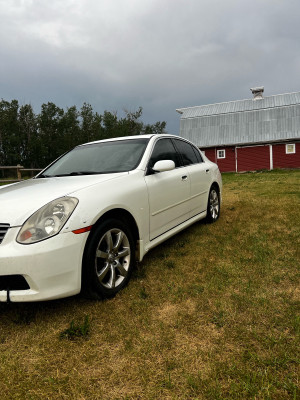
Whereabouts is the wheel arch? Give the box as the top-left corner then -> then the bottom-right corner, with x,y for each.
212,181 -> 222,206
82,207 -> 140,267
210,181 -> 220,194
81,208 -> 140,296
90,208 -> 140,241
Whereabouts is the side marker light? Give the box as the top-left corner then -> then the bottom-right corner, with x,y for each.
72,226 -> 93,234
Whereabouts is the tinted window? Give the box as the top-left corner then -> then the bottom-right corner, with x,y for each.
193,147 -> 203,163
148,139 -> 181,171
174,139 -> 200,165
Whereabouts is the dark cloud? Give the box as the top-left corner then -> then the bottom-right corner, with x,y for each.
1,0 -> 299,133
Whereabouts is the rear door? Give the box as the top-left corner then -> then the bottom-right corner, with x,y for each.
173,138 -> 211,217
144,138 -> 190,240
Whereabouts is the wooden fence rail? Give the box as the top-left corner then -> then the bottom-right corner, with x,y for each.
0,165 -> 42,183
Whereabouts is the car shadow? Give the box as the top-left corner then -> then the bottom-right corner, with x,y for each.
0,293 -> 94,326
0,218 -> 213,324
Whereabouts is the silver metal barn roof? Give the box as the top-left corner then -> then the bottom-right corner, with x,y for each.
176,91 -> 300,147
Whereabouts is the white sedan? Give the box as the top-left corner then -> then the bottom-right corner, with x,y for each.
0,134 -> 222,302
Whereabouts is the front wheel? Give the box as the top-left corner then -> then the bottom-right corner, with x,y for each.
82,218 -> 135,299
205,187 -> 220,223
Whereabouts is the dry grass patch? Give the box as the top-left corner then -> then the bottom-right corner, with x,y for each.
0,170 -> 299,399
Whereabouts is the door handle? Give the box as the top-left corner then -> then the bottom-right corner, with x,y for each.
181,175 -> 188,181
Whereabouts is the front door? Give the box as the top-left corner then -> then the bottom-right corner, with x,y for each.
145,138 -> 190,240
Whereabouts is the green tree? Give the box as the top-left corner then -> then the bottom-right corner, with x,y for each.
80,103 -> 103,143
38,102 -> 65,166
18,104 -> 38,168
0,99 -> 20,165
142,121 -> 167,135
118,107 -> 144,137
61,106 -> 81,150
0,99 -> 167,169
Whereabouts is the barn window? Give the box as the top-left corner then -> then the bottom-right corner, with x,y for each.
286,144 -> 296,154
217,149 -> 226,159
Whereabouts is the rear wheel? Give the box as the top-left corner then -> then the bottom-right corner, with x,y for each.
205,187 -> 220,223
82,218 -> 135,299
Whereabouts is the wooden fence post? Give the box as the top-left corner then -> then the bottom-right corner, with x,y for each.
16,164 -> 23,180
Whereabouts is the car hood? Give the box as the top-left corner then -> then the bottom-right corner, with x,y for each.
0,173 -> 126,226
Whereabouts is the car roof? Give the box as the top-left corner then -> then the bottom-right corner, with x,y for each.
80,134 -> 180,146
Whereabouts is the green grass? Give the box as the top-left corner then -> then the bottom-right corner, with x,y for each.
0,170 -> 299,399
59,315 -> 90,340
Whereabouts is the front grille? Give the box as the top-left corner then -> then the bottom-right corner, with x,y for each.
0,275 -> 30,291
0,223 -> 10,244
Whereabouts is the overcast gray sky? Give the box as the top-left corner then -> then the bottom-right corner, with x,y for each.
1,0 -> 300,133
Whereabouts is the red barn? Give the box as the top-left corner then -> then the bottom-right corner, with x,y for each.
176,87 -> 300,172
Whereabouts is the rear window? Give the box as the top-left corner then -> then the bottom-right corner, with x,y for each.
173,139 -> 203,165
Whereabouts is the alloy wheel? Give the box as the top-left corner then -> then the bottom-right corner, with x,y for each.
95,228 -> 131,290
209,189 -> 219,220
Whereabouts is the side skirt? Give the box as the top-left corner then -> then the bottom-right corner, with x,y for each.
137,210 -> 207,261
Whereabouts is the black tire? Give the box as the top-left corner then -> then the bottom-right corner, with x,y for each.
82,218 -> 135,299
205,186 -> 220,223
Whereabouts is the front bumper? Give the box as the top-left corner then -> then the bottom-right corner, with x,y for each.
0,227 -> 89,302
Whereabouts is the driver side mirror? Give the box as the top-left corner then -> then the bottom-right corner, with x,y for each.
152,160 -> 175,172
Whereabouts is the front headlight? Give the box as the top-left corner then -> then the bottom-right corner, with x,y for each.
17,197 -> 79,244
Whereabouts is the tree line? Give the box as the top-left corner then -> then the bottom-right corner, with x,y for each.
0,99 -> 166,168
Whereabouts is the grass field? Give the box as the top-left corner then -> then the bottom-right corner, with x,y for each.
0,170 -> 299,399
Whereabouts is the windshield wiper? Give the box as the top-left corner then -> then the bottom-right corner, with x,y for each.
37,171 -> 121,178
36,173 -> 51,178
52,171 -> 103,177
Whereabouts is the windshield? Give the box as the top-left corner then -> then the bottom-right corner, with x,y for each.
38,138 -> 149,177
